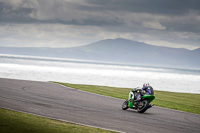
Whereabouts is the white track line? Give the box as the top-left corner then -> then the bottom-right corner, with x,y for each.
52,82 -> 125,101
0,106 -> 125,133
54,82 -> 200,116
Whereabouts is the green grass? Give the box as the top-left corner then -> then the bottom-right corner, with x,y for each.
0,108 -> 115,133
55,82 -> 200,114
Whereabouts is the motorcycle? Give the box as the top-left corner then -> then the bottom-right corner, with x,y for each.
122,86 -> 155,113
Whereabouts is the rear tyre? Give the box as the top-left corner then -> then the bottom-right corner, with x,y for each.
122,100 -> 128,110
137,100 -> 149,113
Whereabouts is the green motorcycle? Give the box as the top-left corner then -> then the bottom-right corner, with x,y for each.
122,86 -> 155,113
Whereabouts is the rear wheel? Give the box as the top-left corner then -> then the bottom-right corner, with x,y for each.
137,100 -> 149,113
122,100 -> 128,110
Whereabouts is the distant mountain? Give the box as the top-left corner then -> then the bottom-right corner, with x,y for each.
0,38 -> 199,68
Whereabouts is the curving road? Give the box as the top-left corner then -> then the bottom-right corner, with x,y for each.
0,78 -> 200,133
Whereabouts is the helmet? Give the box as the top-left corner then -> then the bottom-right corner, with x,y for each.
143,83 -> 149,87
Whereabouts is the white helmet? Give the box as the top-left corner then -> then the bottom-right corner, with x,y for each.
143,83 -> 149,87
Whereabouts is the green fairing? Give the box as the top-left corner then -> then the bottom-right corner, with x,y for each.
128,100 -> 133,108
141,95 -> 155,102
128,95 -> 154,108
128,90 -> 134,107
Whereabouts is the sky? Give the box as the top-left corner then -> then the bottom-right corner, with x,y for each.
0,0 -> 200,50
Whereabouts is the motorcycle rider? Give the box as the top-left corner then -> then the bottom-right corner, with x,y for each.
142,83 -> 151,95
128,83 -> 151,103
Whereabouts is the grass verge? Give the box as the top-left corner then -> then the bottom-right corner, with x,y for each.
54,82 -> 200,114
0,108 -> 115,133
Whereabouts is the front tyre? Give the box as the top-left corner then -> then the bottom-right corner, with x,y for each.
137,100 -> 149,113
122,100 -> 128,110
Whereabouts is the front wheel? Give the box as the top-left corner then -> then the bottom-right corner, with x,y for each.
122,100 -> 128,110
137,100 -> 149,113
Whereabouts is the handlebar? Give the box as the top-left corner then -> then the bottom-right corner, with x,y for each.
133,88 -> 142,92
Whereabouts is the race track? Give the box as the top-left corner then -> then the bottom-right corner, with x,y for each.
0,78 -> 200,133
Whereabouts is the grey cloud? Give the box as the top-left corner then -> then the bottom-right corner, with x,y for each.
0,1 -> 124,27
0,2 -> 35,23
84,0 -> 200,15
0,0 -> 199,49
163,21 -> 200,33
1,0 -> 200,28
41,18 -> 124,27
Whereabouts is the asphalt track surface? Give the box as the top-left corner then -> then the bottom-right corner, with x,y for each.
0,78 -> 200,133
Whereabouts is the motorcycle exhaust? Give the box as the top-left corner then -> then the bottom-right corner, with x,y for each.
148,104 -> 154,109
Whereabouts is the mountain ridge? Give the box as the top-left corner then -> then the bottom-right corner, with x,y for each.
0,38 -> 199,68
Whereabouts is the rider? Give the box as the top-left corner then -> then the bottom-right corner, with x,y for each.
128,83 -> 151,102
142,83 -> 151,95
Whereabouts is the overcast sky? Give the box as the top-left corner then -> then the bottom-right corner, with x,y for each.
0,0 -> 200,49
